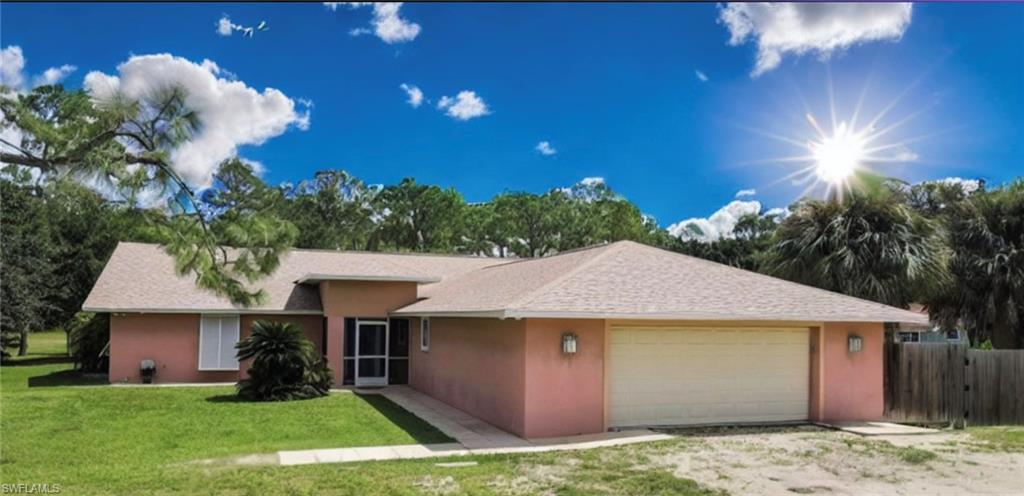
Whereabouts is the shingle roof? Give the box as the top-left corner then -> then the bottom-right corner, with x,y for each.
85,240 -> 929,325
82,242 -> 503,314
392,240 -> 930,325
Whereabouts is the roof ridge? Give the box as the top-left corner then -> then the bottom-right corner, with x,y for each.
634,242 -> 925,319
477,241 -> 623,270
505,242 -> 624,311
118,241 -> 505,262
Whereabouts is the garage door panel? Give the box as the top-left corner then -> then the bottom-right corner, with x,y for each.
609,327 -> 810,427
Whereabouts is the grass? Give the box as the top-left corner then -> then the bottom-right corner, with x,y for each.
895,447 -> 937,464
840,437 -> 937,465
1,357 -> 720,495
0,361 -> 452,494
963,426 -> 1024,453
141,444 -> 723,496
2,330 -> 71,364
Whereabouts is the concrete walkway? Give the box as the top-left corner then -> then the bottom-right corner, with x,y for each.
276,385 -> 673,466
822,421 -> 940,436
362,385 -> 531,449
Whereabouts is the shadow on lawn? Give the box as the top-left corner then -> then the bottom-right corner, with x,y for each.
660,423 -> 826,438
357,393 -> 455,445
27,369 -> 107,388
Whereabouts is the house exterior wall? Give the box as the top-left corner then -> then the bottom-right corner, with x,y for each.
812,322 -> 885,422
319,280 -> 419,386
522,318 -> 606,438
408,317 -> 886,438
409,317 -> 528,437
319,280 -> 418,317
809,326 -> 823,421
108,313 -> 323,384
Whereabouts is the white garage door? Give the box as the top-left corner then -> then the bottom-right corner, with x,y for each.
608,327 -> 810,427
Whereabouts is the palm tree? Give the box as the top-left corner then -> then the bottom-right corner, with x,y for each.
236,320 -> 332,401
929,180 -> 1024,348
763,184 -> 948,308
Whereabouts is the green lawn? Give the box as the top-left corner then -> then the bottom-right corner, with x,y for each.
2,329 -> 70,363
0,362 -> 451,494
964,426 -> 1024,453
0,362 -> 721,495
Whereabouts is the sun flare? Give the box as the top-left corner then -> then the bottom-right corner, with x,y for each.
734,72 -> 940,202
808,120 -> 866,185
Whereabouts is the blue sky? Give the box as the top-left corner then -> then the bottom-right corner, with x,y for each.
2,2 -> 1022,228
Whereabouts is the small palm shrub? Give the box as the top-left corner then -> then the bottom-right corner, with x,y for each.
69,313 -> 110,373
236,320 -> 333,401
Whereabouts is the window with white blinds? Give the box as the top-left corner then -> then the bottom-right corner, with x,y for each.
199,315 -> 241,370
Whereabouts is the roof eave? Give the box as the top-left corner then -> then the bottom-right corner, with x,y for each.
81,306 -> 323,315
502,309 -> 929,326
388,309 -> 509,319
295,273 -> 442,284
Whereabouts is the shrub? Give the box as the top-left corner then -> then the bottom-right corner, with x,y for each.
69,313 -> 110,373
235,320 -> 333,401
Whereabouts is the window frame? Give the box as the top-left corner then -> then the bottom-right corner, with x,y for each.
198,314 -> 241,371
420,317 -> 430,352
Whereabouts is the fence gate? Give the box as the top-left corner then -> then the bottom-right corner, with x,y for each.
884,342 -> 1024,426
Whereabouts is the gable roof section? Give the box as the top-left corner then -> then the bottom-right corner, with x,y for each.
83,242 -> 504,314
393,241 -> 930,325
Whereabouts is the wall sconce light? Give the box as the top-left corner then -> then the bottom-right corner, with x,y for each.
140,359 -> 156,384
848,334 -> 863,353
561,332 -> 578,355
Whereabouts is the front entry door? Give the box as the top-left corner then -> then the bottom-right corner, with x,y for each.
355,320 -> 388,386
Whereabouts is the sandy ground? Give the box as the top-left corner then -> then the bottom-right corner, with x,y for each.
657,425 -> 1024,495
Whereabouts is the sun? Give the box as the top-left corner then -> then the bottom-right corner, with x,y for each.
734,74 -> 936,202
809,121 -> 866,184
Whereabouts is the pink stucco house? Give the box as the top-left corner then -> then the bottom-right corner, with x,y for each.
83,241 -> 927,438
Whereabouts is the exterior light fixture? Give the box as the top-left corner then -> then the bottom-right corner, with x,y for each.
140,359 -> 156,384
848,335 -> 863,353
561,332 -> 578,355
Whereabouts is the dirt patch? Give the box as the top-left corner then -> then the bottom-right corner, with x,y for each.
413,475 -> 461,495
654,426 -> 1024,495
486,458 -> 577,495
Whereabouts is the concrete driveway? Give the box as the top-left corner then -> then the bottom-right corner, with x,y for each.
658,425 -> 1023,495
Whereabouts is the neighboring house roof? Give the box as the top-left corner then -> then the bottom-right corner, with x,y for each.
393,240 -> 930,325
82,242 -> 503,314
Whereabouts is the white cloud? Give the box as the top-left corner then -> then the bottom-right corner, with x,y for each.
335,3 -> 421,44
1,45 -> 77,90
668,200 -> 762,242
735,188 -> 756,198
33,64 -> 77,87
0,107 -> 26,167
889,145 -> 919,162
437,90 -> 490,121
215,15 -> 267,38
399,83 -> 423,108
557,177 -> 608,202
695,70 -> 709,82
216,15 -> 239,36
932,177 -> 981,194
535,141 -> 557,156
0,46 -> 26,89
241,158 -> 266,177
718,3 -> 913,77
84,54 -> 311,188
764,207 -> 790,220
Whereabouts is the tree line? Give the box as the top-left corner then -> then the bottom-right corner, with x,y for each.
1,84 -> 1022,354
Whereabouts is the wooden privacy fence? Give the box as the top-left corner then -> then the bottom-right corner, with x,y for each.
884,342 -> 1024,426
